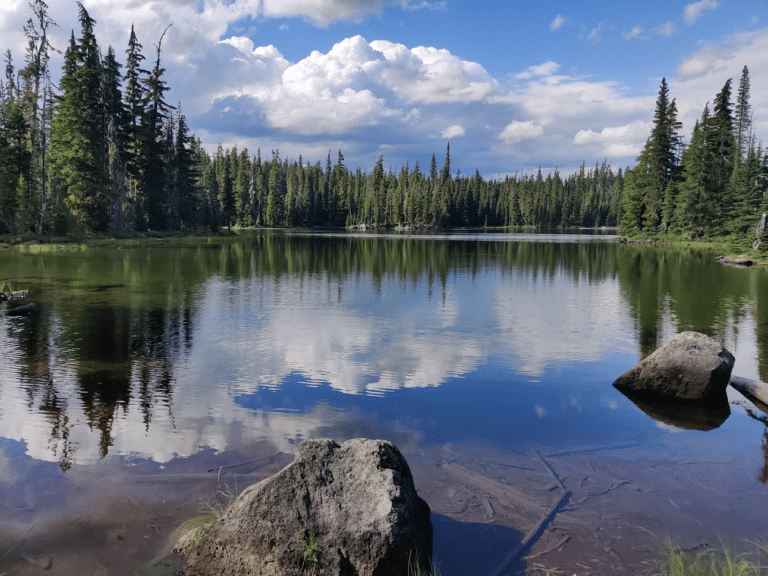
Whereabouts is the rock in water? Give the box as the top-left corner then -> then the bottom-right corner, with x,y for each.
613,331 -> 735,404
181,438 -> 433,576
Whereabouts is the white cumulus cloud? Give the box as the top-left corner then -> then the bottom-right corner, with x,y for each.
673,29 -> 768,139
499,121 -> 544,144
684,0 -> 718,25
441,124 -> 466,139
516,61 -> 560,79
574,120 -> 650,158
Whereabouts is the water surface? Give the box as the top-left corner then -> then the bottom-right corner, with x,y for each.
1,232 -> 767,575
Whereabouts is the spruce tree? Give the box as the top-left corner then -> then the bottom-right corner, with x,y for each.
619,78 -> 681,235
137,25 -> 174,230
675,113 -> 712,236
48,5 -> 111,231
734,66 -> 751,166
123,24 -> 146,213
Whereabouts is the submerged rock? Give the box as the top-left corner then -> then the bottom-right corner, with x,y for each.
7,303 -> 38,316
613,331 -> 735,404
180,438 -> 433,576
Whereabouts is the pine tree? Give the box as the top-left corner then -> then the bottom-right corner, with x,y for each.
137,24 -> 174,230
0,97 -> 31,234
20,0 -> 56,234
220,152 -> 233,230
48,4 -> 111,231
123,24 -> 146,211
708,78 -> 736,233
173,109 -> 198,228
734,66 -> 751,166
676,113 -> 712,236
619,78 -> 681,234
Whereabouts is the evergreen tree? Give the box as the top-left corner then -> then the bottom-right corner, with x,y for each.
48,4 -> 111,231
676,113 -> 712,236
619,78 -> 681,234
734,66 -> 751,166
20,0 -> 56,234
220,152 -> 233,230
137,25 -> 174,230
172,109 -> 198,228
122,24 -> 146,211
0,97 -> 31,234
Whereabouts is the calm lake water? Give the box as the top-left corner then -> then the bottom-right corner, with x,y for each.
1,231 -> 768,575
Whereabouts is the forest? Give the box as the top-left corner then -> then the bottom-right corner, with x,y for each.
620,70 -> 768,249
0,0 -> 765,244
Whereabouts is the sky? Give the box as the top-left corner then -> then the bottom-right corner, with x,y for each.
1,0 -> 767,178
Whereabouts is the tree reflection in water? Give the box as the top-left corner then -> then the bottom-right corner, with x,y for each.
2,234 -> 768,471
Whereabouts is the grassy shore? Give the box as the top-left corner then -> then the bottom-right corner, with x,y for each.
649,540 -> 768,576
4,226 -> 768,267
619,232 -> 768,265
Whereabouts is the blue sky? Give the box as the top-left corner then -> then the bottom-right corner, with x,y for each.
2,0 -> 766,177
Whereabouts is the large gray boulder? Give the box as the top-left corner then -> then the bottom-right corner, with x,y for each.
180,438 -> 433,576
613,331 -> 735,404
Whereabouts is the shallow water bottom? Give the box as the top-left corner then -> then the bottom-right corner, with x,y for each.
2,423 -> 767,576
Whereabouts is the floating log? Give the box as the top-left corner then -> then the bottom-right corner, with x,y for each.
1,289 -> 29,301
730,376 -> 768,407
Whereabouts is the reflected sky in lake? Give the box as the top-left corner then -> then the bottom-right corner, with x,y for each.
1,233 -> 768,471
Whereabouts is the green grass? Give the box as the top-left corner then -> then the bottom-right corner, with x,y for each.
174,483 -> 239,554
648,539 -> 768,576
301,530 -> 320,573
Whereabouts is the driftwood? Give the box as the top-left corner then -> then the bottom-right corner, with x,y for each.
0,290 -> 30,302
730,376 -> 768,407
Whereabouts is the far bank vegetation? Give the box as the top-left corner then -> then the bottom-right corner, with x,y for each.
0,2 -> 765,250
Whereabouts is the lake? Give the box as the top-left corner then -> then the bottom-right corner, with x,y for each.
1,231 -> 768,575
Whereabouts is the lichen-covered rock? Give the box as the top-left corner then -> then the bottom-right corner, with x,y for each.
180,438 -> 433,576
613,331 -> 735,403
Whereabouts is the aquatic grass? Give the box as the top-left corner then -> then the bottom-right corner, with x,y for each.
407,550 -> 440,576
174,481 -> 239,553
648,538 -> 768,576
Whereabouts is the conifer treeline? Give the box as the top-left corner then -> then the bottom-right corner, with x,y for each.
621,70 -> 768,246
0,1 -> 205,235
0,0 -> 625,236
2,2 -> 763,239
200,146 -> 624,230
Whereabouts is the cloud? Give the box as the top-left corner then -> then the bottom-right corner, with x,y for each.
550,14 -> 566,31
574,120 -> 650,157
262,0 -> 407,27
574,120 -> 650,145
403,1 -> 447,11
371,40 -> 499,104
206,35 -> 499,137
655,21 -> 675,36
587,23 -> 604,42
499,120 -> 544,144
441,124 -> 466,139
622,22 -> 675,40
673,28 -> 768,139
684,0 -> 718,25
622,26 -> 643,40
676,46 -> 726,80
516,61 -> 560,79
